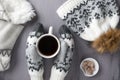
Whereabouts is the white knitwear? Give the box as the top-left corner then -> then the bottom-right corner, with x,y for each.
0,0 -> 35,71
0,20 -> 24,71
50,66 -> 67,80
50,25 -> 74,80
29,68 -> 44,80
0,0 -> 36,24
57,0 -> 82,20
0,2 -> 9,21
26,23 -> 45,80
57,0 -> 119,41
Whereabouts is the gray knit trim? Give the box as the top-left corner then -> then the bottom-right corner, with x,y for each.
0,49 -> 11,71
0,49 -> 11,57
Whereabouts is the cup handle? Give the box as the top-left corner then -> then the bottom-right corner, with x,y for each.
48,26 -> 53,34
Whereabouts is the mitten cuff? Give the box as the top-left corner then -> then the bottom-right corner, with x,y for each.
30,75 -> 43,80
50,66 -> 67,80
28,69 -> 44,80
56,0 -> 82,19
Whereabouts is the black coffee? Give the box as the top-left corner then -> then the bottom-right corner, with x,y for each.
38,36 -> 58,56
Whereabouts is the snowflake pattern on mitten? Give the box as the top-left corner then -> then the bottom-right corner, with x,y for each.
26,23 -> 44,80
50,25 -> 74,80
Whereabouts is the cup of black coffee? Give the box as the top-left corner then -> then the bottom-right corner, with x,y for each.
36,26 -> 60,58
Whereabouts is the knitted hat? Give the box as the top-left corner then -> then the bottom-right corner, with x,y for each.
57,0 -> 120,53
0,0 -> 35,24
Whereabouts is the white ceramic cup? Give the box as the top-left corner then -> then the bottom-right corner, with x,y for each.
36,26 -> 60,58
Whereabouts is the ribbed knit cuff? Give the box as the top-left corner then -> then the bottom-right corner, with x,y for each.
50,66 -> 67,80
56,0 -> 83,19
29,69 -> 44,80
30,75 -> 43,80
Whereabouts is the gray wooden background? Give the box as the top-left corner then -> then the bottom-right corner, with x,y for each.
0,0 -> 120,80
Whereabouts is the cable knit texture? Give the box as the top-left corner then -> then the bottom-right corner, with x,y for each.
50,25 -> 74,80
57,0 -> 119,41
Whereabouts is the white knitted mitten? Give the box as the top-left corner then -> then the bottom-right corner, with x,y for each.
50,25 -> 74,80
0,20 -> 24,71
26,23 -> 45,80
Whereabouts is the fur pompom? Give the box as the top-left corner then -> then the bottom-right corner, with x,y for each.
92,28 -> 120,53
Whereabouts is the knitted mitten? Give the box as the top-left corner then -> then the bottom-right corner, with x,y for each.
0,20 -> 24,71
50,25 -> 74,80
57,0 -> 119,41
26,23 -> 44,80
